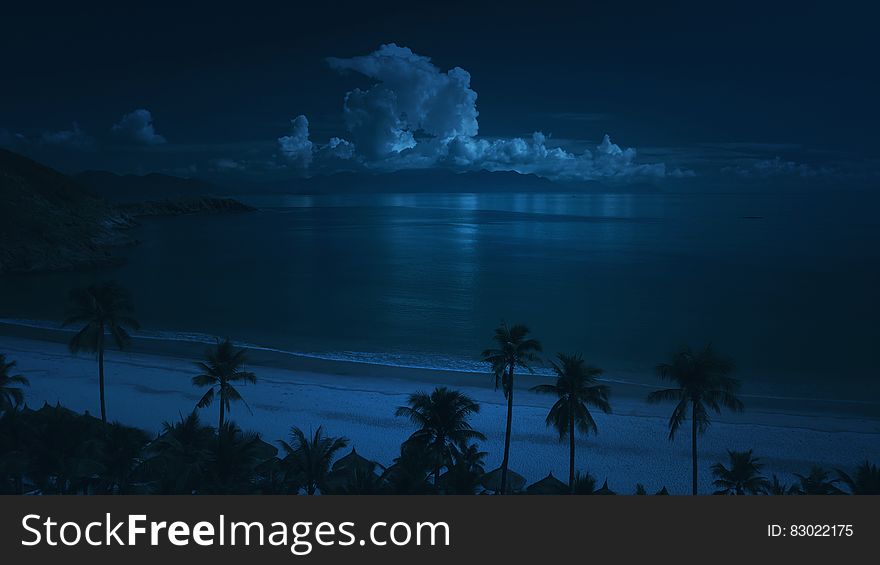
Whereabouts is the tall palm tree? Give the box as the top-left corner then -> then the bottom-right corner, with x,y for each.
482,322 -> 542,494
0,354 -> 29,413
64,282 -> 139,424
647,345 -> 743,495
711,449 -> 768,495
193,339 -> 256,430
531,353 -> 611,492
395,387 -> 485,484
278,426 -> 348,495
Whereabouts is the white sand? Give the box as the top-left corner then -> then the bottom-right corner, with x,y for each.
2,334 -> 878,494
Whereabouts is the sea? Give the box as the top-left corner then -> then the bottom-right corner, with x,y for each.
1,191 -> 878,402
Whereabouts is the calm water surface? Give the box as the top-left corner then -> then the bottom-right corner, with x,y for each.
2,192 -> 878,400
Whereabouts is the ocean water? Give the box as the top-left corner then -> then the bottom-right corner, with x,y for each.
1,191 -> 878,400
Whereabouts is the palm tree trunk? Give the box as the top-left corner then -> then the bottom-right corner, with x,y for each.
691,401 -> 698,496
98,327 -> 106,424
500,365 -> 514,495
569,410 -> 575,494
219,392 -> 225,430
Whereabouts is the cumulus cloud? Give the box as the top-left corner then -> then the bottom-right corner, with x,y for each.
211,158 -> 244,172
112,109 -> 167,145
324,137 -> 356,160
281,44 -> 669,182
327,43 -> 478,159
40,122 -> 94,149
277,115 -> 313,167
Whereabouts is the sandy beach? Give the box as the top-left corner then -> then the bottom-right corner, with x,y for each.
1,324 -> 877,495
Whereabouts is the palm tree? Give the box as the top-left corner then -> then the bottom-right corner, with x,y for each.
395,387 -> 485,484
63,282 -> 139,424
442,443 -> 487,494
0,354 -> 29,413
98,422 -> 150,494
764,474 -> 795,495
193,339 -> 256,430
793,466 -> 843,495
711,449 -> 768,495
278,426 -> 348,495
836,461 -> 880,495
530,353 -> 611,492
140,411 -> 215,494
209,422 -> 275,494
482,322 -> 542,494
647,345 -> 744,495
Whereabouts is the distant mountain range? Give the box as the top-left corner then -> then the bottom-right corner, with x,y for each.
0,149 -> 671,273
0,151 -> 251,274
240,168 -> 664,195
74,170 -> 227,203
0,149 -> 133,273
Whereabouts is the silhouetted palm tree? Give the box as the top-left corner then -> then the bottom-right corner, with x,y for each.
711,449 -> 768,495
140,411 -> 214,494
441,443 -> 487,494
647,345 -> 743,495
209,421 -> 276,493
0,354 -> 29,413
395,387 -> 485,484
792,466 -> 843,495
278,426 -> 348,495
98,422 -> 150,494
482,322 -> 542,494
572,470 -> 598,495
836,461 -> 880,495
764,474 -> 795,495
531,353 -> 611,492
193,339 -> 256,430
63,282 -> 139,424
380,442 -> 437,495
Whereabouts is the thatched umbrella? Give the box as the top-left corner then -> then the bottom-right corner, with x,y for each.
655,486 -> 670,495
480,467 -> 526,494
526,472 -> 568,495
594,479 -> 617,495
332,447 -> 378,474
252,437 -> 279,461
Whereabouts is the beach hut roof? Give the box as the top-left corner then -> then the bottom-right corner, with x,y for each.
332,447 -> 378,473
526,472 -> 568,495
480,467 -> 526,493
594,479 -> 617,495
252,437 -> 279,461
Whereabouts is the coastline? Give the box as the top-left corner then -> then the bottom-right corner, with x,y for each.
1,324 -> 877,494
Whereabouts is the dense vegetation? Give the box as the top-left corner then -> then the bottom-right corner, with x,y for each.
0,281 -> 876,495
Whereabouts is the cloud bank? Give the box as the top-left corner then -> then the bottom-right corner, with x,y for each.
279,44 -> 673,181
40,122 -> 94,149
112,109 -> 167,145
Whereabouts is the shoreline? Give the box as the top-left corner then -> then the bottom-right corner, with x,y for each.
2,320 -> 878,422
1,327 -> 878,494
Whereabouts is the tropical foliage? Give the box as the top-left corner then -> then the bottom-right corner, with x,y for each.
63,281 -> 140,423
531,353 -> 611,491
193,339 -> 257,430
647,345 -> 744,495
482,322 -> 541,495
0,300 -> 873,496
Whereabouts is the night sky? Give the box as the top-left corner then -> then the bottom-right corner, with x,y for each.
2,0 -> 877,187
